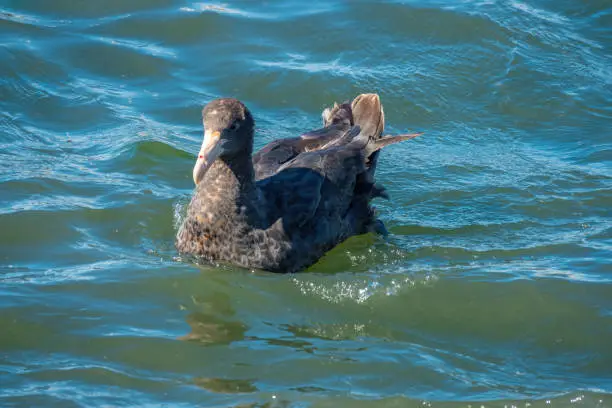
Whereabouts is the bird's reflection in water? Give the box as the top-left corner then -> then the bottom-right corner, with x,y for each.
262,336 -> 317,354
179,311 -> 247,345
192,377 -> 258,394
178,286 -> 248,345
176,289 -> 259,396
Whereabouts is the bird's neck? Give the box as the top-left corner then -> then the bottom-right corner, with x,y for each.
196,151 -> 262,222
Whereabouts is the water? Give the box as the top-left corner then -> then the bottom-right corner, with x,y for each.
1,0 -> 611,406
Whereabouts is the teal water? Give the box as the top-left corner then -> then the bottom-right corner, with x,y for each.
1,0 -> 611,406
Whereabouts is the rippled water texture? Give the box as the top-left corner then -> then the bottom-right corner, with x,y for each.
1,0 -> 611,406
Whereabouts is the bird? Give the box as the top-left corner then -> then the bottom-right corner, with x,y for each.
176,94 -> 422,273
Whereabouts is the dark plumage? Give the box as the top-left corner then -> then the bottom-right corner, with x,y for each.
176,94 -> 422,273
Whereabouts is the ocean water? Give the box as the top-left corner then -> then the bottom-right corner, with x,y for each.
1,0 -> 611,406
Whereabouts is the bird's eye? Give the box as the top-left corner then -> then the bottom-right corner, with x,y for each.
229,122 -> 240,131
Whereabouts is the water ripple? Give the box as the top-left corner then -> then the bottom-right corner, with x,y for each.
1,0 -> 611,406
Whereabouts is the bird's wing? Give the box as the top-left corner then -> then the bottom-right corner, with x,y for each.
257,94 -> 422,232
259,166 -> 324,229
253,124 -> 352,180
253,104 -> 354,180
258,143 -> 365,233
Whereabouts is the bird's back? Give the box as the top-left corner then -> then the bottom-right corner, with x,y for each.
251,95 -> 389,271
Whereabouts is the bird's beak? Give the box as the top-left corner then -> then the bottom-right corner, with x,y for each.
193,130 -> 226,185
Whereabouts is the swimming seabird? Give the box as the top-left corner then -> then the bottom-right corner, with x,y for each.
176,94 -> 421,272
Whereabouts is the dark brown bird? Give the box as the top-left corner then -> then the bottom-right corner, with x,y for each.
176,94 -> 422,273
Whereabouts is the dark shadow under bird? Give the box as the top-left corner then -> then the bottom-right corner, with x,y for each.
176,94 -> 422,273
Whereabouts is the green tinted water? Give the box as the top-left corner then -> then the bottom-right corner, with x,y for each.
1,1 -> 611,406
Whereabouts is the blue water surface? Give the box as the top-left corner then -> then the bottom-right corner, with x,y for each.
1,0 -> 611,407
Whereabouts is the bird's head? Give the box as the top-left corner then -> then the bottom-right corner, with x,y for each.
193,98 -> 255,185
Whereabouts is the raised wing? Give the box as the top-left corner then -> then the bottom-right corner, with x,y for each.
253,103 -> 353,180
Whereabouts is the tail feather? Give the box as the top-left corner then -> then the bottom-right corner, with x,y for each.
319,93 -> 424,235
351,94 -> 385,140
320,92 -> 423,192
369,132 -> 423,152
